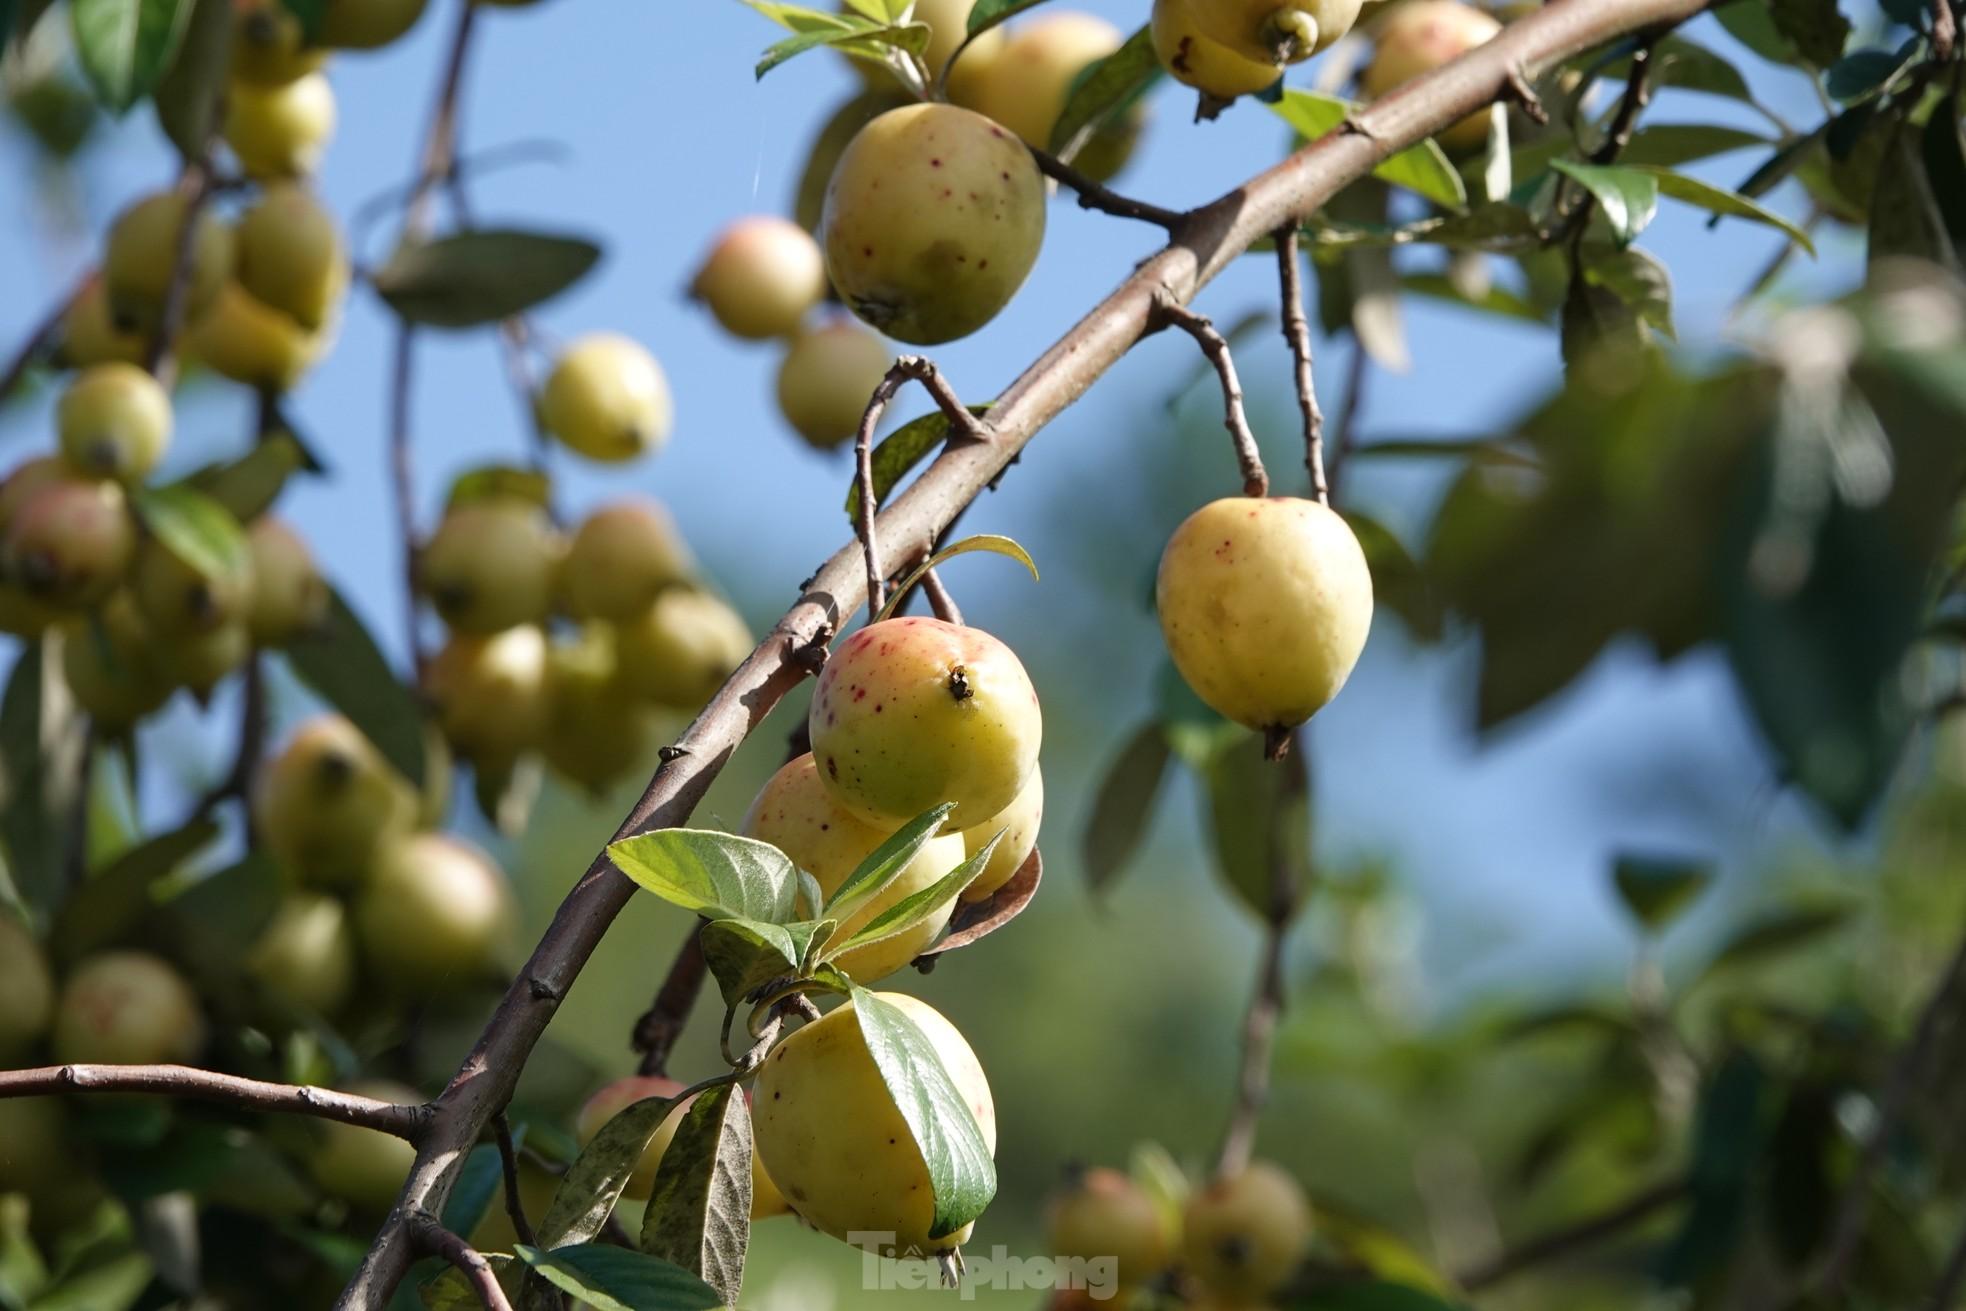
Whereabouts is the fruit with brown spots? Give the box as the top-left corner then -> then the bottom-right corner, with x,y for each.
52,950 -> 207,1065
538,333 -> 673,463
419,498 -> 558,634
424,624 -> 550,768
306,1079 -> 422,1210
957,763 -> 1041,903
742,753 -> 968,981
236,183 -> 349,331
246,891 -> 357,1014
953,12 -> 1141,182
753,992 -> 994,1255
57,363 -> 172,482
774,319 -> 892,450
253,714 -> 418,888
104,190 -> 234,330
0,914 -> 55,1060
691,216 -> 828,341
1046,1166 -> 1174,1290
614,588 -> 752,711
1152,0 -> 1283,103
809,616 -> 1041,829
574,1075 -> 789,1218
1188,0 -> 1364,63
1360,0 -> 1504,151
1156,496 -> 1372,735
821,103 -> 1045,345
225,70 -> 335,179
355,833 -> 515,992
558,499 -> 693,622
4,476 -> 135,609
1182,1160 -> 1313,1300
245,516 -> 329,644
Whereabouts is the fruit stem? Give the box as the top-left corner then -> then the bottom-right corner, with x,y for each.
1026,145 -> 1187,230
1155,296 -> 1269,499
1274,229 -> 1329,507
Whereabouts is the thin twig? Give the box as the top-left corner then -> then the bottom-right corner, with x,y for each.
920,569 -> 963,626
632,931 -> 707,1078
0,1064 -> 430,1137
492,1113 -> 537,1249
1275,228 -> 1327,505
145,160 -> 215,387
1156,296 -> 1268,498
1589,40 -> 1655,164
1027,145 -> 1186,229
408,1214 -> 513,1311
0,275 -> 87,406
1457,1176 -> 1689,1291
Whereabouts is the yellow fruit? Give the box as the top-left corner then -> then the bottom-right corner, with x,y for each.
104,191 -> 234,330
1048,1167 -> 1174,1289
953,12 -> 1139,180
4,477 -> 134,609
356,833 -> 514,992
225,71 -> 335,179
235,183 -> 349,331
613,588 -> 752,712
574,1076 -> 789,1219
423,624 -> 550,766
184,281 -> 324,391
1152,0 -> 1285,98
1156,497 -> 1372,734
1360,0 -> 1504,151
57,362 -> 171,483
821,103 -> 1045,345
245,891 -> 356,1014
306,1079 -> 421,1211
957,764 -> 1040,903
245,516 -> 328,644
133,534 -> 253,637
53,950 -> 207,1065
794,90 -> 914,233
809,616 -> 1041,829
253,714 -> 418,888
0,1098 -> 70,1197
692,216 -> 828,341
60,276 -> 150,367
419,499 -> 558,634
1189,0 -> 1364,62
157,618 -> 252,694
319,0 -> 428,48
231,0 -> 328,85
1183,1161 -> 1312,1301
0,915 -> 55,1060
774,320 -> 892,451
742,753 -> 967,981
537,333 -> 672,463
539,625 -> 659,792
558,499 -> 693,623
60,592 -> 172,726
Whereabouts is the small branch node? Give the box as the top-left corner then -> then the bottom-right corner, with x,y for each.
1505,63 -> 1549,124
657,744 -> 691,763
792,624 -> 834,674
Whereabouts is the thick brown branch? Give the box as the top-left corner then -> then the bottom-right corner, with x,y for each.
1157,297 -> 1267,498
0,1064 -> 430,1137
1275,229 -> 1327,505
1458,1176 -> 1689,1291
334,3 -> 1717,1302
1028,145 -> 1186,229
409,1213 -> 512,1311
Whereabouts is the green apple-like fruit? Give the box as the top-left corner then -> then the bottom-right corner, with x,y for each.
0,914 -> 55,1060
306,1079 -> 422,1211
1360,0 -> 1504,151
754,993 -> 994,1255
953,12 -> 1141,181
354,832 -> 515,992
539,625 -> 660,792
822,103 -> 1045,345
246,891 -> 356,1015
225,70 -> 335,179
537,333 -> 672,463
692,216 -> 828,341
742,752 -> 968,981
184,281 -> 325,391
133,532 -> 254,638
1156,496 -> 1372,735
245,516 -> 329,644
155,618 -> 251,695
957,763 -> 1041,903
809,616 -> 1041,829
4,476 -> 134,609
57,363 -> 172,483
60,591 -> 172,726
419,499 -> 558,634
423,624 -> 550,767
613,588 -> 752,711
774,320 -> 892,450
253,714 -> 417,888
1152,0 -> 1284,99
60,275 -> 151,368
1047,1166 -> 1174,1290
558,499 -> 693,622
574,1075 -> 790,1218
235,183 -> 349,332
104,190 -> 233,330
52,949 -> 207,1065
1182,1160 -> 1313,1301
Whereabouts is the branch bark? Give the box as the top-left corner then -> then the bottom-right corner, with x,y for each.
334,3 -> 1715,1302
0,1064 -> 430,1137
1275,228 -> 1327,505
408,1213 -> 513,1311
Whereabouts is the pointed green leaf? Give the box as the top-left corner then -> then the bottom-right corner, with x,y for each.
1047,24 -> 1158,162
183,431 -> 316,524
51,818 -> 220,963
282,587 -> 427,787
875,534 -> 1038,622
70,0 -> 189,112
1628,164 -> 1816,252
513,1244 -> 722,1311
697,915 -> 834,1008
1550,159 -> 1659,246
373,230 -> 601,329
967,0 -> 1047,36
1201,732 -> 1312,920
849,985 -> 996,1239
828,833 -> 998,959
1611,852 -> 1714,933
1701,905 -> 1853,977
608,829 -> 803,924
1270,90 -> 1467,210
638,1084 -> 749,1306
844,404 -> 992,519
1617,124 -> 1770,168
1082,722 -> 1170,897
132,484 -> 249,585
822,802 -> 954,922
440,1140 -> 510,1242
533,1093 -> 684,1252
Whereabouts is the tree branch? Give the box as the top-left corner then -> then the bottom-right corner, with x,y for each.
1156,296 -> 1268,498
1275,228 -> 1327,505
920,568 -> 963,625
1027,145 -> 1186,229
493,1113 -> 537,1250
0,1064 -> 431,1137
333,4 -> 1718,1301
408,1213 -> 513,1311
145,159 -> 216,386
1457,1176 -> 1689,1291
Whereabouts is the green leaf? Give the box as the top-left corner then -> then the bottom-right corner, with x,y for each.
131,484 -> 249,585
373,231 -> 602,329
1581,244 -> 1674,340
638,1084 -> 749,1306
1047,24 -> 1158,163
439,1140 -> 509,1242
841,406 -> 990,520
608,829 -> 803,924
747,4 -> 929,81
513,1244 -> 721,1311
1769,0 -> 1850,66
533,1094 -> 683,1253
823,803 -> 955,923
1921,97 -> 1966,256
1826,45 -> 1913,103
1081,722 -> 1171,897
0,1195 -> 49,1304
50,818 -> 220,963
445,464 -> 552,512
282,587 -> 427,787
1202,732 -> 1312,919
1871,124 -> 1955,268
1628,164 -> 1816,252
152,0 -> 230,159
1610,852 -> 1713,932
277,0 -> 324,39
0,639 -> 77,916
697,915 -> 833,1008
842,0 -> 909,18
1714,0 -> 1801,64
1658,1051 -> 1767,1282
826,834 -> 997,960
967,0 -> 1047,36
1269,91 -> 1466,210
850,985 -> 996,1239
1606,36 -> 1761,111
1345,509 -> 1442,642
182,431 -> 315,524
419,1256 -> 515,1311
69,0 -> 189,112
1550,159 -> 1658,246
1617,124 -> 1770,168
875,533 -> 1038,622
1701,905 -> 1852,975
